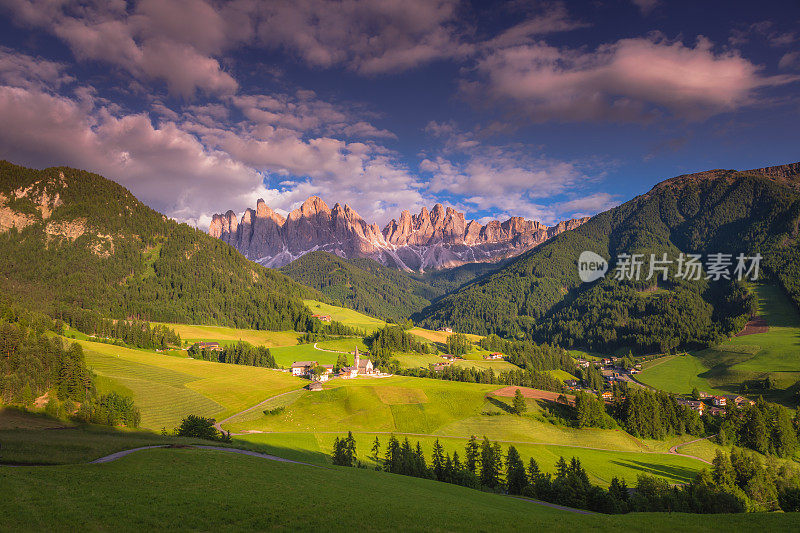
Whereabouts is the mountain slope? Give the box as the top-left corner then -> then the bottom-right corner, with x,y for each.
280,251 -> 438,321
415,163 -> 800,353
210,196 -> 587,270
0,161 -> 323,330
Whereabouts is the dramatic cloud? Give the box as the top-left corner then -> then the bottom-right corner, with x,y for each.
1,0 -> 241,97
419,147 -> 592,223
0,74 -> 423,227
0,47 -> 73,89
469,35 -> 799,123
253,0 -> 469,75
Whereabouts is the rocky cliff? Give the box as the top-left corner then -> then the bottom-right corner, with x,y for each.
210,196 -> 588,270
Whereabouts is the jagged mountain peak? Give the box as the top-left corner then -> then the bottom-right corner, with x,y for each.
211,197 -> 587,270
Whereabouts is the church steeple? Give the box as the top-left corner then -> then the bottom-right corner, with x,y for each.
354,346 -> 360,369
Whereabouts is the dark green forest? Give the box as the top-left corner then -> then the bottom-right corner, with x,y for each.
415,168 -> 800,354
0,161 -> 323,331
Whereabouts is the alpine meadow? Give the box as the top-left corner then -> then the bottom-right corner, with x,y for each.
2,1 -> 800,532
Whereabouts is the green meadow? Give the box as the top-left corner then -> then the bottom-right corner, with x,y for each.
638,285 -> 800,400
78,339 -> 305,429
303,299 -> 387,332
5,447 -> 796,532
222,375 -> 711,485
155,322 -> 301,347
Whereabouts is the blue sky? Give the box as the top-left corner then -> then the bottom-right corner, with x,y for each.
0,0 -> 798,230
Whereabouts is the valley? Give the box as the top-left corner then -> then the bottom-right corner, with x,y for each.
4,160 -> 800,529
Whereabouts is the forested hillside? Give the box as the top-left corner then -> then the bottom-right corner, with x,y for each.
281,251 -> 504,322
281,252 -> 438,321
0,161 -> 322,330
416,164 -> 800,353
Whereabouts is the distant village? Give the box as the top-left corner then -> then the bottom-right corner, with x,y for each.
290,347 -> 389,391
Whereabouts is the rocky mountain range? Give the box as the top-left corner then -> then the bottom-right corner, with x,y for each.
209,197 -> 588,270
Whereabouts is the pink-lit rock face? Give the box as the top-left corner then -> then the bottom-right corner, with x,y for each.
211,196 -> 588,270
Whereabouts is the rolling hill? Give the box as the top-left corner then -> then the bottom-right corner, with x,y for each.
0,161 -> 322,330
415,162 -> 800,354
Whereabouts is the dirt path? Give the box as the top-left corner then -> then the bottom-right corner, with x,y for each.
214,389 -> 304,432
312,342 -> 351,354
668,436 -> 715,465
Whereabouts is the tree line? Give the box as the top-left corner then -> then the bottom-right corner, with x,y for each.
331,432 -> 800,514
0,313 -> 140,428
188,341 -> 276,368
58,307 -> 181,350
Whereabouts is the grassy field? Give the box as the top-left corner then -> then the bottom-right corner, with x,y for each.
5,447 -> 797,532
78,339 -> 305,429
638,285 -> 800,400
154,322 -> 301,347
314,337 -> 369,353
637,354 -> 726,395
304,300 -> 387,332
409,326 -> 482,345
270,343 -> 346,367
221,375 -> 710,485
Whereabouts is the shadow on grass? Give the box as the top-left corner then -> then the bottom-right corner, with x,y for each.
609,460 -> 697,484
485,396 -> 515,414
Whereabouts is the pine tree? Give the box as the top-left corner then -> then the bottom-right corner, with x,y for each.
505,445 -> 527,495
465,435 -> 479,475
432,439 -> 445,481
512,388 -> 527,415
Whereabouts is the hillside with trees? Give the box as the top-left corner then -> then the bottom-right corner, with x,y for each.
415,164 -> 800,354
0,161 -> 323,331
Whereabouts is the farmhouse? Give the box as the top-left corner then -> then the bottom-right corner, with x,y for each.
438,327 -> 453,333
197,341 -> 221,351
564,379 -> 578,388
711,396 -> 727,407
709,406 -> 726,417
433,364 -> 449,372
290,361 -> 317,377
311,314 -> 332,322
484,352 -> 504,360
308,381 -> 323,392
733,396 -> 755,408
677,399 -> 705,414
601,391 -> 613,401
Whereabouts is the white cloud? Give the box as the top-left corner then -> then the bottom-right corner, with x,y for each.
2,0 -> 241,98
469,34 -> 800,123
0,47 -> 73,89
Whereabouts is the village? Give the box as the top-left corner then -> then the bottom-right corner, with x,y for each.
290,346 -> 391,391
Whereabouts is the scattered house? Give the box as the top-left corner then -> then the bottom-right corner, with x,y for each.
197,341 -> 221,351
698,391 -> 710,399
433,364 -> 449,372
677,399 -> 705,414
601,369 -> 619,382
634,363 -> 643,370
308,381 -> 323,392
601,391 -> 613,401
733,396 -> 755,408
441,355 -> 456,362
712,396 -> 727,407
564,379 -> 578,388
484,352 -> 504,360
577,359 -> 590,368
290,360 -> 318,377
601,358 -> 613,366
629,368 -> 640,375
340,366 -> 358,379
317,364 -> 334,382
311,314 -> 332,322
709,407 -> 726,417
438,327 -> 453,333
